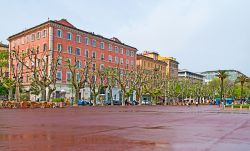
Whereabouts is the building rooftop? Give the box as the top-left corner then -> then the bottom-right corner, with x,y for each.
137,54 -> 168,65
178,69 -> 204,77
142,51 -> 159,55
201,70 -> 246,77
8,19 -> 137,50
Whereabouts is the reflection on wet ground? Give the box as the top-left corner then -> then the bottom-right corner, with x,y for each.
0,106 -> 250,151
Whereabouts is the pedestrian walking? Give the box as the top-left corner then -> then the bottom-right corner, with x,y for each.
196,101 -> 198,107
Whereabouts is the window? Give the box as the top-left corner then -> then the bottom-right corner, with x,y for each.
76,73 -> 80,82
131,51 -> 134,57
120,48 -> 123,54
36,32 -> 41,39
92,51 -> 96,59
68,46 -> 73,54
115,56 -> 118,64
57,29 -> 63,38
108,55 -> 112,62
120,58 -> 123,64
42,30 -> 47,38
56,71 -> 62,80
100,42 -> 105,49
76,60 -> 82,68
85,49 -> 89,57
31,34 -> 35,41
76,35 -> 82,43
58,57 -> 62,65
126,59 -> 129,65
37,59 -> 40,67
92,39 -> 96,47
114,46 -> 118,53
84,37 -> 89,45
101,53 -> 105,60
57,44 -> 62,52
92,75 -> 96,82
92,63 -> 96,70
26,36 -> 29,43
67,32 -> 72,40
43,43 -> 47,51
17,39 -> 20,45
131,61 -> 134,66
100,64 -> 104,70
76,48 -> 81,56
21,37 -> 24,45
37,46 -> 40,53
126,49 -> 130,56
66,72 -> 72,81
108,44 -> 112,51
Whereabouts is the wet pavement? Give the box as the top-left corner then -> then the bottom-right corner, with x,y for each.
0,105 -> 250,151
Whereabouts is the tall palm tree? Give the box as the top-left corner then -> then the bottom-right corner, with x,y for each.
216,70 -> 228,107
236,75 -> 249,104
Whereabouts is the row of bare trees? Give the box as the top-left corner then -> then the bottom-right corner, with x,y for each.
1,47 -> 249,105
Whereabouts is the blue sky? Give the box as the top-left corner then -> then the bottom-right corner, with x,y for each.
0,0 -> 249,76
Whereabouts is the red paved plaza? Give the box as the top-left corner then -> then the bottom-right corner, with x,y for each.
0,106 -> 250,151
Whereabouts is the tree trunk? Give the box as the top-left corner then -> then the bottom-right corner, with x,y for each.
220,79 -> 224,107
41,89 -> 46,101
47,89 -> 54,102
15,84 -> 20,102
138,96 -> 142,105
92,94 -> 97,106
121,94 -> 125,106
74,88 -> 80,105
100,95 -> 104,106
164,91 -> 167,106
240,83 -> 243,104
152,96 -> 156,105
8,89 -> 13,101
109,87 -> 113,106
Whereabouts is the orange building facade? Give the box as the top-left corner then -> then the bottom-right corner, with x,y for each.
136,51 -> 167,78
139,51 -> 179,79
8,19 -> 137,100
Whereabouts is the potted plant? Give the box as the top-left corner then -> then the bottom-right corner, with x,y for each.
52,98 -> 65,108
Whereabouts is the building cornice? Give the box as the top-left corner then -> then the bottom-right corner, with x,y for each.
137,54 -> 168,65
8,20 -> 138,51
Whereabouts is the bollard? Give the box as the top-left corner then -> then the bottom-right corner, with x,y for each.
249,106 -> 250,110
231,105 -> 234,110
240,105 -> 242,110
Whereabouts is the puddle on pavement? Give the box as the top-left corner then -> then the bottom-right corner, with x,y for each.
141,126 -> 166,129
0,132 -> 162,151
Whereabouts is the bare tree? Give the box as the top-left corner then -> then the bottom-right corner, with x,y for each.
131,66 -> 150,105
103,67 -> 117,106
113,66 -> 134,106
10,47 -> 25,102
65,57 -> 91,105
12,46 -> 60,102
87,68 -> 105,106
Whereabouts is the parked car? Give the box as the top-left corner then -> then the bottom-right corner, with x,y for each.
141,100 -> 151,105
78,100 -> 92,106
127,100 -> 139,105
104,100 -> 122,105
